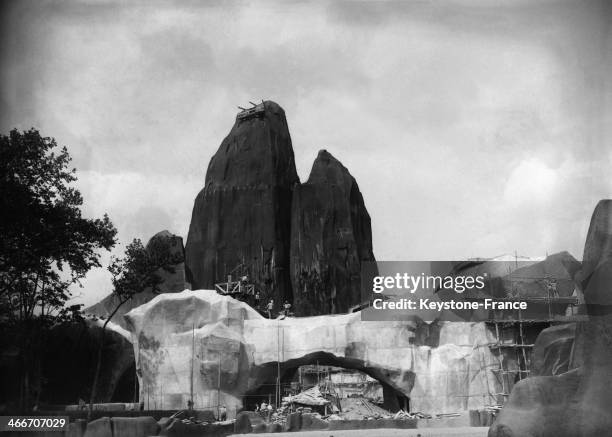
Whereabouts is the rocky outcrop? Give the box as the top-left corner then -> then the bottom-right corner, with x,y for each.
489,200 -> 612,437
125,289 -> 502,415
530,323 -> 576,377
86,230 -> 188,330
185,101 -> 299,306
290,150 -> 375,316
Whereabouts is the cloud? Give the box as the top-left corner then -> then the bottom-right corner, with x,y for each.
504,159 -> 559,207
76,170 -> 202,241
2,0 -> 611,305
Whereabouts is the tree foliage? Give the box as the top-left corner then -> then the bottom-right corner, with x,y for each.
108,236 -> 183,305
0,128 -> 117,409
0,128 -> 117,320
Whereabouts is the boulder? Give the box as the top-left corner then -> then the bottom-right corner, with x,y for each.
290,150 -> 375,315
266,423 -> 283,432
84,417 -> 112,437
284,412 -> 302,431
233,411 -> 253,434
111,417 -> 158,437
185,101 -> 299,306
66,420 -> 87,437
490,200 -> 612,436
252,423 -> 268,433
531,323 -> 575,376
300,413 -> 329,430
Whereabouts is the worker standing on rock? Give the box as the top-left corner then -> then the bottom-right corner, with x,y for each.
283,300 -> 292,316
267,299 -> 274,318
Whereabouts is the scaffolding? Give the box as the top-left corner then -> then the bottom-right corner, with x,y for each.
214,274 -> 255,296
236,100 -> 265,121
479,290 -> 581,405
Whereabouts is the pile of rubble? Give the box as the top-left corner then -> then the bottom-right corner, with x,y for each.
393,410 -> 431,420
339,398 -> 392,420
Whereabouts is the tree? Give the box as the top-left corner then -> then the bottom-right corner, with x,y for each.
88,236 -> 183,416
0,129 -> 117,410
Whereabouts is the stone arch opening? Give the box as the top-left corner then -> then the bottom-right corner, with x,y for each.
245,351 -> 413,413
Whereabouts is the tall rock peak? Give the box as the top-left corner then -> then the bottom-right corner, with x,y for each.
204,100 -> 298,190
185,101 -> 299,304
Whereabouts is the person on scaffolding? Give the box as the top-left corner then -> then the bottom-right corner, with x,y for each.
267,299 -> 274,318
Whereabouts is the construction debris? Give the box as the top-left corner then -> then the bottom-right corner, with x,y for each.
393,409 -> 433,420
283,386 -> 331,406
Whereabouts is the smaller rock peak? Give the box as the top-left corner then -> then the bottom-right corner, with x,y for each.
146,230 -> 185,254
315,149 -> 343,166
151,229 -> 174,239
307,149 -> 352,185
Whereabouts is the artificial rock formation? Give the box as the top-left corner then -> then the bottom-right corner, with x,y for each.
87,230 -> 188,330
184,102 -> 377,315
489,200 -> 612,437
125,289 -> 502,415
185,101 -> 299,305
290,150 -> 375,316
530,323 -> 576,377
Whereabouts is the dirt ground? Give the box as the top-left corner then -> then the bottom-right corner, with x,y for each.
230,426 -> 490,437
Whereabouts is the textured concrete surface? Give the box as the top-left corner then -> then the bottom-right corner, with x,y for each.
125,290 -> 501,414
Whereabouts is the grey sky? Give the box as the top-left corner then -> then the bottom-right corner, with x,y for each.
1,0 -> 611,305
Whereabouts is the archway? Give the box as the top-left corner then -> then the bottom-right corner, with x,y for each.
245,351 -> 413,413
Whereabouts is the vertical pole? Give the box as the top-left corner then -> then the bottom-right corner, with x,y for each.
134,342 -> 140,404
190,323 -> 194,409
514,250 -> 518,269
218,352 -> 221,420
276,321 -> 280,408
494,322 -> 507,403
480,345 -> 491,406
519,312 -> 529,379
